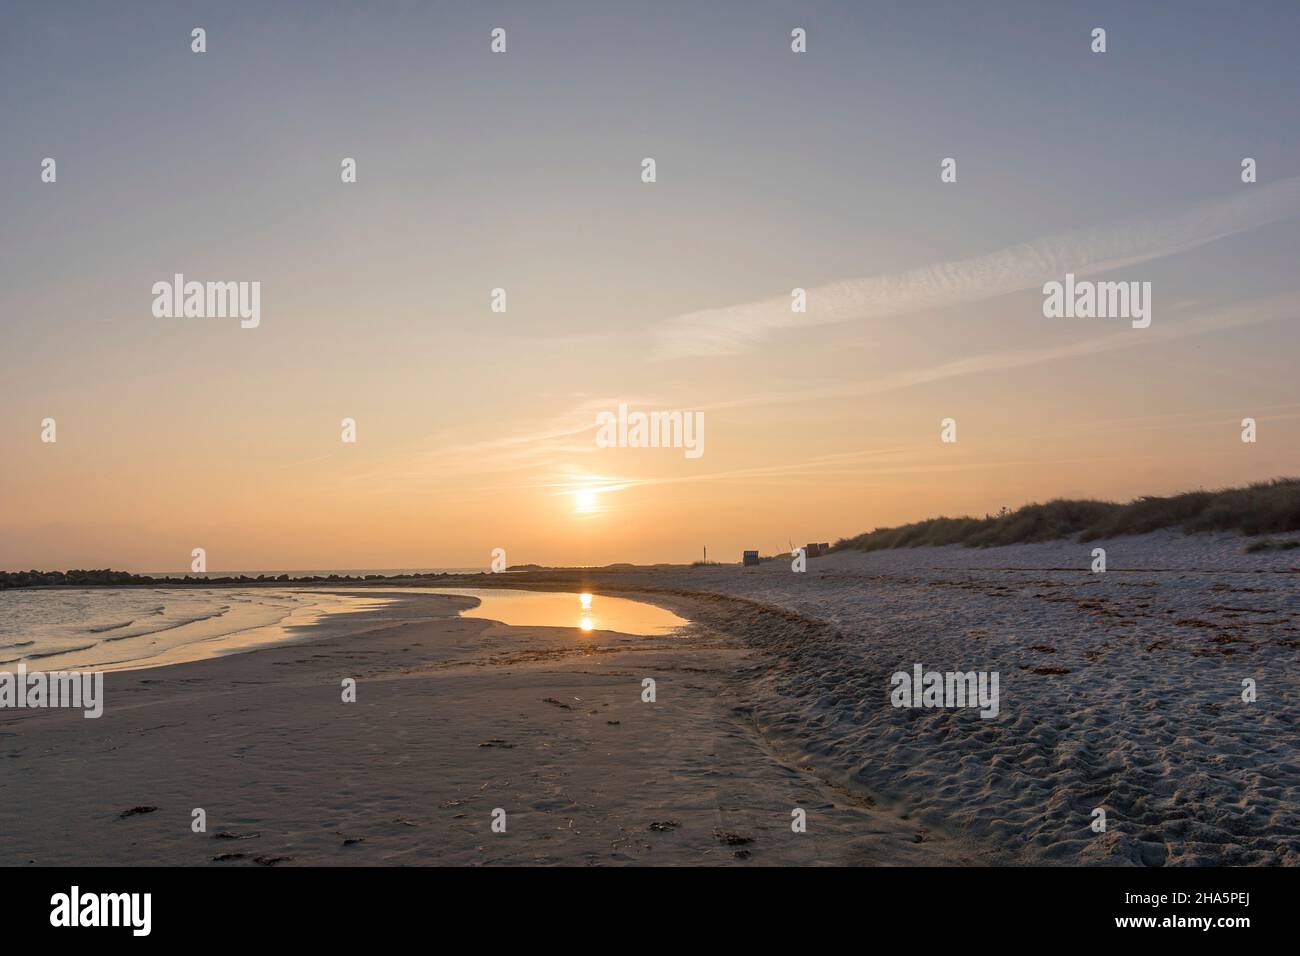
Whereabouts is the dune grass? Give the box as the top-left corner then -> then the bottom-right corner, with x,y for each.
835,478 -> 1300,552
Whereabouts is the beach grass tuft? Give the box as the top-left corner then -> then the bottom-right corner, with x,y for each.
835,478 -> 1300,551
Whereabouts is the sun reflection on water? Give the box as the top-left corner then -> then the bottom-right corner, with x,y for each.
425,587 -> 688,636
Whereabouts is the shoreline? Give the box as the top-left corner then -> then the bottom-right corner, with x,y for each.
0,588 -> 975,866
2,586 -> 689,674
0,590 -> 398,674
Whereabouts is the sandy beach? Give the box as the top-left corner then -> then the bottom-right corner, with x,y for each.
2,529 -> 1295,867
0,589 -> 976,866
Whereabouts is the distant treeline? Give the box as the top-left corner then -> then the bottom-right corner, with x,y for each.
835,478 -> 1300,552
0,569 -> 471,591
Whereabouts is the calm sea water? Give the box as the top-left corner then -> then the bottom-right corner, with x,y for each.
0,588 -> 388,672
0,586 -> 688,672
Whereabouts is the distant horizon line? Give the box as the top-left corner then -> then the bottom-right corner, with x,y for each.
4,475 -> 1297,579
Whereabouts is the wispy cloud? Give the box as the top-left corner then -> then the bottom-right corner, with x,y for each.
681,293 -> 1295,411
338,395 -> 660,489
339,294 -> 1291,501
654,176 -> 1300,359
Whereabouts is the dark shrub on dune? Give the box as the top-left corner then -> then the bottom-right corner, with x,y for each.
1078,490 -> 1212,540
835,478 -> 1300,552
1181,479 -> 1300,536
968,500 -> 1117,547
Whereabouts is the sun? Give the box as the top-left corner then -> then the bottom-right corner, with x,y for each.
574,489 -> 599,513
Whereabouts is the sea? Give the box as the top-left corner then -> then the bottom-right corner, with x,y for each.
0,573 -> 688,672
0,586 -> 394,673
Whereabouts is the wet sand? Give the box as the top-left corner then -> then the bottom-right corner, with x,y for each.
0,591 -> 978,866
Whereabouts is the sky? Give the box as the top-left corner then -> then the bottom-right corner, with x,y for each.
2,0 -> 1298,572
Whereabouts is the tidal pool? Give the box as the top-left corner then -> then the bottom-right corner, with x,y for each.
424,588 -> 688,635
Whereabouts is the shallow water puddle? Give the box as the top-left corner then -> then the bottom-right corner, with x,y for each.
424,588 -> 688,636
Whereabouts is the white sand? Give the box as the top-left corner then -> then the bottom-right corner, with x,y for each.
582,530 -> 1300,865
